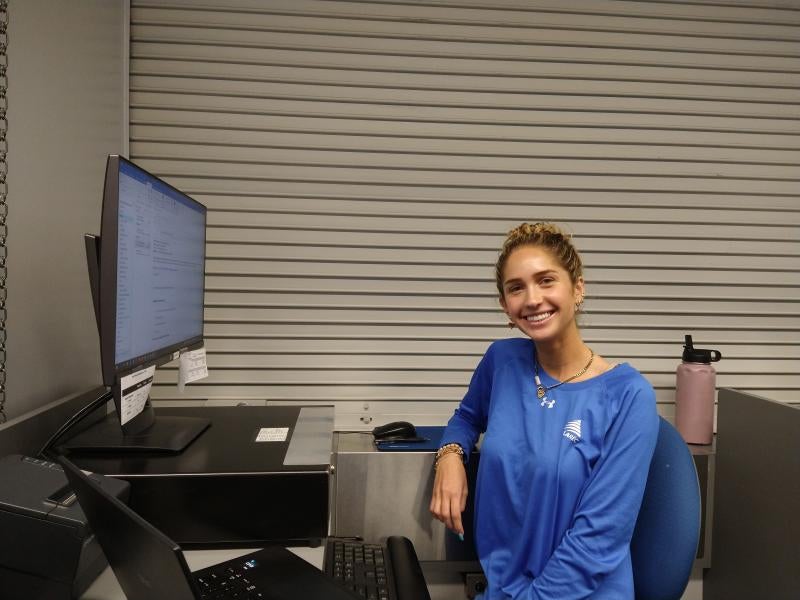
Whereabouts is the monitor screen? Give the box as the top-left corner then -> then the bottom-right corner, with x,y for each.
113,159 -> 206,374
100,156 -> 206,396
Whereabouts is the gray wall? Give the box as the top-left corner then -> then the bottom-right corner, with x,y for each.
4,0 -> 127,421
3,0 -> 799,430
129,0 -> 800,429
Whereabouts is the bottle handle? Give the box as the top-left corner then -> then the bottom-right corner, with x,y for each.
710,350 -> 722,362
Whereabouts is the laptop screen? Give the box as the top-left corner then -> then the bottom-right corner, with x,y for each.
58,457 -> 198,600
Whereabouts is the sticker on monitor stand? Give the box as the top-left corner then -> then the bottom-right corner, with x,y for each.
119,366 -> 156,426
255,427 -> 290,442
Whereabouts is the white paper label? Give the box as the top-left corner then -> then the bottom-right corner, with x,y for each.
119,366 -> 156,425
179,347 -> 209,392
255,427 -> 289,442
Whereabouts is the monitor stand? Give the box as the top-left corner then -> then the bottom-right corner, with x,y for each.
77,233 -> 210,453
62,411 -> 210,453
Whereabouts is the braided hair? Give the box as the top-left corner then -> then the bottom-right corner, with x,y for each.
494,222 -> 583,297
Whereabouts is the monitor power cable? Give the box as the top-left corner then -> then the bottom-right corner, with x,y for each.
38,389 -> 113,460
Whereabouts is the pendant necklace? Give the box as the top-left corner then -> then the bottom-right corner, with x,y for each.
534,349 -> 595,408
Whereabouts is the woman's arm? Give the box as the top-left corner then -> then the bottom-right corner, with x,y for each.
430,345 -> 494,533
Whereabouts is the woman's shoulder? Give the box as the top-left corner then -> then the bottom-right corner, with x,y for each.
487,337 -> 531,356
603,361 -> 649,384
603,363 -> 657,402
477,337 -> 531,372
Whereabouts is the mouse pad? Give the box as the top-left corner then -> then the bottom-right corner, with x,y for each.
374,426 -> 445,451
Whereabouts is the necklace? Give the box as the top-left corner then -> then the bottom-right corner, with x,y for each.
534,348 -> 595,408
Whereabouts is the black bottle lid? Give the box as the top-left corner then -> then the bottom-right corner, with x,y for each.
682,335 -> 722,363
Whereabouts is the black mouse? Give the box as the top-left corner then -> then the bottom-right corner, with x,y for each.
372,421 -> 418,441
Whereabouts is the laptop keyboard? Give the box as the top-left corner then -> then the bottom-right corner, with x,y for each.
195,557 -> 266,599
324,539 -> 394,600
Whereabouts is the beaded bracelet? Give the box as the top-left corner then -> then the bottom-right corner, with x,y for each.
434,443 -> 464,470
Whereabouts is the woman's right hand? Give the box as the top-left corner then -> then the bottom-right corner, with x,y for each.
429,453 -> 468,535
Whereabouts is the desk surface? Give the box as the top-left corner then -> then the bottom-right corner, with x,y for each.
79,546 -> 324,600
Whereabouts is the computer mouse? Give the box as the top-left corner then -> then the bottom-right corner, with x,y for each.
372,421 -> 417,441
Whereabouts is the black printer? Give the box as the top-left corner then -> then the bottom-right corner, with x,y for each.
0,454 -> 130,600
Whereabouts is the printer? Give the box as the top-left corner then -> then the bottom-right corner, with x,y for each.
0,454 -> 130,600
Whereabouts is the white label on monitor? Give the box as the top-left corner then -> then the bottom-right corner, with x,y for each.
119,365 -> 156,426
178,346 -> 209,392
255,427 -> 289,442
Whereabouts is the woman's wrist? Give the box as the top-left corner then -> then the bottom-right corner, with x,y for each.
434,443 -> 465,470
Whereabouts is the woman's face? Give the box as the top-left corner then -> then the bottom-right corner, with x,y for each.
499,245 -> 584,344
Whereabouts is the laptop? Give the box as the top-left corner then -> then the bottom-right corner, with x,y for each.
58,455 -> 360,600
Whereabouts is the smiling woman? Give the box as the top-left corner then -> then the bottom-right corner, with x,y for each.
429,222 -> 660,600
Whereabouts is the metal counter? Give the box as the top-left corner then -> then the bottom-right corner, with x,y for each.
331,432 -> 479,566
331,432 -> 714,568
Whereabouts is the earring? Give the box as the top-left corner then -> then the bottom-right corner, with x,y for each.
575,298 -> 584,313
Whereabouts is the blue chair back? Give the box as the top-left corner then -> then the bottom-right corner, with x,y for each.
630,417 -> 701,600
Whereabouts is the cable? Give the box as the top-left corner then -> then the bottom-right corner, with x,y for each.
39,389 -> 113,459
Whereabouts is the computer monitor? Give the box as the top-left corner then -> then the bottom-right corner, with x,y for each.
66,155 -> 210,452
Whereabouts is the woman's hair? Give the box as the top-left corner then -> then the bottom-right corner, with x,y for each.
494,222 -> 583,296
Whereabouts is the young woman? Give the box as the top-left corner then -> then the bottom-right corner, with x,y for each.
430,223 -> 658,599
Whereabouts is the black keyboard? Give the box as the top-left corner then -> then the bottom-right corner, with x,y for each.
324,536 -> 431,600
195,557 -> 266,600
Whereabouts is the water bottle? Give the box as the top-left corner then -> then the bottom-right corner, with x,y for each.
674,335 -> 722,445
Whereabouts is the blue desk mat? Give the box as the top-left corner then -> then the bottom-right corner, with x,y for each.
374,426 -> 445,451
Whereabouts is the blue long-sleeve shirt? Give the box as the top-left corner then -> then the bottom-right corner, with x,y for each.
441,338 -> 658,599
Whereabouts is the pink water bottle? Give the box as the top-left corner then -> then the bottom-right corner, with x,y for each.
674,335 -> 722,445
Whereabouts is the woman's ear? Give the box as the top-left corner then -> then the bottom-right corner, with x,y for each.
574,277 -> 585,303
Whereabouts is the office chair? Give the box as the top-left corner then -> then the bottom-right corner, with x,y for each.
630,417 -> 701,600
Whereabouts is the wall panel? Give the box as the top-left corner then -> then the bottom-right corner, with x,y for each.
130,0 -> 800,427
